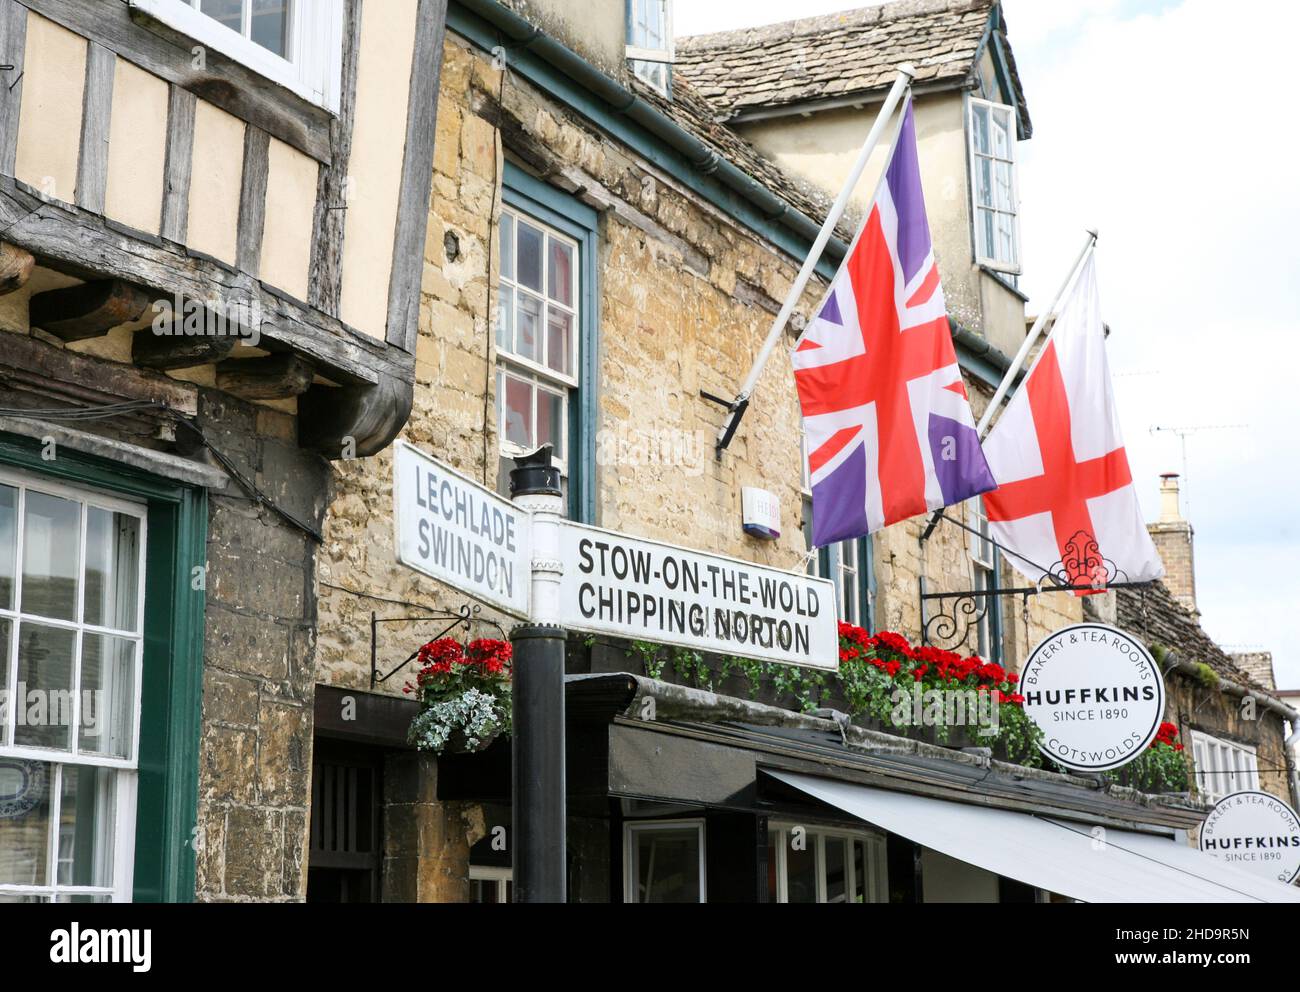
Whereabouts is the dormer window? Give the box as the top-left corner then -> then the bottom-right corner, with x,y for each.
131,0 -> 345,112
968,97 -> 1021,274
626,0 -> 673,96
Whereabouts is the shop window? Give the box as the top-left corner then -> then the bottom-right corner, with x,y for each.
0,471 -> 146,903
469,865 -> 513,903
131,0 -> 345,111
1190,730 -> 1259,804
968,97 -> 1021,274
626,0 -> 673,95
624,819 -> 706,903
766,823 -> 888,903
306,741 -> 382,903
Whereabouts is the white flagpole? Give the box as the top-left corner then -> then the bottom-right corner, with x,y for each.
714,63 -> 916,456
974,229 -> 1098,437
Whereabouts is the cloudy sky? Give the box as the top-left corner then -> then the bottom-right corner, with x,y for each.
676,0 -> 1300,685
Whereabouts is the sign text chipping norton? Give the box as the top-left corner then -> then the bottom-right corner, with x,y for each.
556,521 -> 838,670
392,440 -> 531,618
1020,623 -> 1165,772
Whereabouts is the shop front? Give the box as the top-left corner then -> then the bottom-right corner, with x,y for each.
309,672 -> 1300,904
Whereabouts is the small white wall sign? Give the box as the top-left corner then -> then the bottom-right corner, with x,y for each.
741,487 -> 781,541
1020,623 -> 1166,772
392,440 -> 532,619
554,520 -> 838,670
1200,790 -> 1300,884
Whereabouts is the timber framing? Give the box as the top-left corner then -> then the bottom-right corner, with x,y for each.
18,0 -> 332,162
0,174 -> 409,387
307,0 -> 362,317
0,1 -> 26,177
29,278 -> 151,341
159,84 -> 196,244
385,0 -> 445,352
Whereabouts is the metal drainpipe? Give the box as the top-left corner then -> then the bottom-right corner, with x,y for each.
457,0 -> 844,261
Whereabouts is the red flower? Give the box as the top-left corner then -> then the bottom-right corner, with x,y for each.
1150,721 -> 1182,750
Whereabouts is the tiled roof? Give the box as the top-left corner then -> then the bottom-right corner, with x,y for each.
633,74 -> 859,242
677,0 -> 1020,124
1117,581 -> 1270,694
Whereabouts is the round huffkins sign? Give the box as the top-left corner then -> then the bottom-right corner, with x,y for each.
1020,623 -> 1165,771
1200,791 -> 1300,884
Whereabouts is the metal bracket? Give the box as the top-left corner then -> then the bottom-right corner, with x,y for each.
369,603 -> 507,689
920,573 -> 1153,650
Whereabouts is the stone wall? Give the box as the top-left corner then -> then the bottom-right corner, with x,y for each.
192,389 -> 328,902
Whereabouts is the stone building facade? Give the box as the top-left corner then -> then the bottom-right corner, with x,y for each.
303,0 -> 1111,904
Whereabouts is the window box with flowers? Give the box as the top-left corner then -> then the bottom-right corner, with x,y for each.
834,624 -> 1044,765
1104,722 -> 1189,795
405,638 -> 513,755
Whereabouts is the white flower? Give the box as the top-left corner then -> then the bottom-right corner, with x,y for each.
408,688 -> 509,754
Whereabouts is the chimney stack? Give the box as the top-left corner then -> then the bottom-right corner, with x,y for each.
1147,473 -> 1197,615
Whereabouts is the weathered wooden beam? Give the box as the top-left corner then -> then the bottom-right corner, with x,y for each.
29,279 -> 151,341
215,354 -> 315,400
0,326 -> 199,417
236,126 -> 270,275
385,0 -> 446,352
308,0 -> 363,316
76,42 -> 115,215
132,320 -> 237,370
160,84 -> 196,244
0,241 -> 33,295
2,174 -> 405,387
0,1 -> 28,177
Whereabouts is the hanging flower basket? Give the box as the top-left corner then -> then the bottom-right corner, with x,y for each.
405,638 -> 513,755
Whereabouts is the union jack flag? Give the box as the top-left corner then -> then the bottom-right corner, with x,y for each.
793,101 -> 996,547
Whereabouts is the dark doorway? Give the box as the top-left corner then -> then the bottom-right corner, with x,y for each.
307,739 -> 384,903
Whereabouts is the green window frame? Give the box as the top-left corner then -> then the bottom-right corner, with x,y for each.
501,162 -> 599,525
0,432 -> 207,902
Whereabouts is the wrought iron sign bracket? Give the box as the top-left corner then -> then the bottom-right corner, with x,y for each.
919,577 -> 1154,650
369,603 -> 507,689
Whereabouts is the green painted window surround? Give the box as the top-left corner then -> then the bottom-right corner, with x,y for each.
0,431 -> 207,903
502,162 -> 599,525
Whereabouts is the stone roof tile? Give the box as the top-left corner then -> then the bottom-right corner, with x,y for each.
677,0 -> 1002,117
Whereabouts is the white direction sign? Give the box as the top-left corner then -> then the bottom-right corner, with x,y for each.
555,521 -> 838,670
1021,623 -> 1165,772
392,440 -> 531,618
1200,790 -> 1300,885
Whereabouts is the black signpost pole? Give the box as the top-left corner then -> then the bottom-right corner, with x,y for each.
509,447 -> 566,903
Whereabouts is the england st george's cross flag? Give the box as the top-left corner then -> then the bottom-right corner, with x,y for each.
793,101 -> 995,546
982,254 -> 1163,589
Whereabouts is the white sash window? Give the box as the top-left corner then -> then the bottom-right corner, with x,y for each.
968,97 -> 1021,273
0,470 -> 146,903
496,208 -> 579,484
1190,730 -> 1259,804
